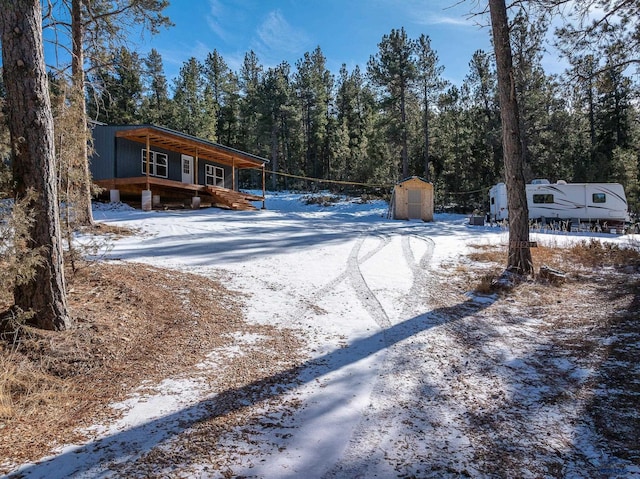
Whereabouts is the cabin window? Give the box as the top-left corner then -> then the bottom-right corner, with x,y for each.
205,164 -> 224,187
592,193 -> 606,204
533,194 -> 554,204
141,149 -> 168,178
491,197 -> 495,205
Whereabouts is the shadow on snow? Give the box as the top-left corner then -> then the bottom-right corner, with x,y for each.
8,296 -> 494,478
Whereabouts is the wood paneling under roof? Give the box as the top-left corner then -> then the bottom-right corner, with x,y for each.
115,125 -> 268,169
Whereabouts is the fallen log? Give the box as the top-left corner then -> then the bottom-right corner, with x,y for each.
539,264 -> 567,283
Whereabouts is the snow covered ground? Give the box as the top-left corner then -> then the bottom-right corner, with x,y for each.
6,192 -> 639,478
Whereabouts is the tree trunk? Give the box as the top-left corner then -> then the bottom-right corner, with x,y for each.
1,0 -> 71,330
71,0 -> 95,227
270,121 -> 278,191
400,83 -> 409,179
489,0 -> 533,275
423,88 -> 430,180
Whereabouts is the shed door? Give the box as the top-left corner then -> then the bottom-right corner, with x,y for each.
407,189 -> 422,219
181,154 -> 194,184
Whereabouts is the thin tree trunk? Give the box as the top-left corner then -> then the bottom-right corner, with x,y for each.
401,84 -> 408,179
1,0 -> 71,330
270,121 -> 278,191
489,0 -> 533,275
423,88 -> 430,180
71,0 -> 95,226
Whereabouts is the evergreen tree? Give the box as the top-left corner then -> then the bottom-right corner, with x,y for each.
172,57 -> 216,140
543,0 -> 640,71
434,86 -> 474,207
257,62 -> 300,190
87,47 -> 143,124
335,65 -> 379,184
489,0 -> 533,275
464,50 -> 502,186
1,0 -> 70,330
510,9 -> 553,180
566,54 -> 599,181
141,48 -> 173,127
594,42 -> 634,182
368,27 -> 417,179
238,50 -> 263,154
219,70 -> 241,147
294,46 -> 333,179
414,34 -> 447,180
203,50 -> 232,143
43,0 -> 172,227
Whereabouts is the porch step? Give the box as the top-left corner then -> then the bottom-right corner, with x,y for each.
206,186 -> 260,211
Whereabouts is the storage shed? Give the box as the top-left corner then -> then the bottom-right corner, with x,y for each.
390,176 -> 434,221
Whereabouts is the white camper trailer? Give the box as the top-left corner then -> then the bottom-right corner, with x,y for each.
489,179 -> 628,228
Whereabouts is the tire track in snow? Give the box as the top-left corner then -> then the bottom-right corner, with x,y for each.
345,234 -> 393,330
323,231 -> 438,478
399,234 -> 437,321
287,230 -> 392,327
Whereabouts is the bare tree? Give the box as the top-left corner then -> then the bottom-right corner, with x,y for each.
489,0 -> 534,275
42,0 -> 172,227
1,0 -> 71,330
70,0 -> 95,226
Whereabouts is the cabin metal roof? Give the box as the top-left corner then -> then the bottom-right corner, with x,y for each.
115,125 -> 269,169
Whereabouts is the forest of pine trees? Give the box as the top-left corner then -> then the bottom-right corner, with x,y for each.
3,3 -> 640,215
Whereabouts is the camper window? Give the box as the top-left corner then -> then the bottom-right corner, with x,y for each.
533,194 -> 554,204
592,193 -> 606,204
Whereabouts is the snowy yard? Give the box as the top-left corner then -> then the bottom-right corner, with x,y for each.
5,192 -> 640,478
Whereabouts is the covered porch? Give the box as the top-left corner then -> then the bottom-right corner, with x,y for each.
94,125 -> 268,210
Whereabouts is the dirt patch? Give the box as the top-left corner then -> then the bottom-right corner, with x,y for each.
444,242 -> 640,472
0,260 -> 303,474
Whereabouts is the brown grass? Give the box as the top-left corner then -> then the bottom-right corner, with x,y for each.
466,238 -> 640,291
0,260 -> 302,473
451,236 -> 640,464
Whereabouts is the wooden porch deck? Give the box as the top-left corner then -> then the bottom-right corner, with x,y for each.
94,177 -> 264,211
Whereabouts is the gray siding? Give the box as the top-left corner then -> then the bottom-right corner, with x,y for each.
89,125 -> 117,180
116,139 -> 180,179
90,124 -> 236,188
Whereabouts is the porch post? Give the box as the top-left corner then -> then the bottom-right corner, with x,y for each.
194,147 -> 199,196
262,164 -> 266,209
145,133 -> 150,190
232,158 -> 236,191
142,132 -> 152,211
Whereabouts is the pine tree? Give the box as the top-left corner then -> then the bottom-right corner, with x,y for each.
367,27 -> 417,180
543,0 -> 640,72
294,47 -> 333,179
335,65 -> 378,184
594,42 -> 634,182
203,50 -> 241,146
238,51 -> 263,154
87,47 -> 143,124
464,50 -> 502,186
141,48 -> 173,127
414,34 -> 447,180
172,57 -> 215,139
43,0 -> 172,227
1,0 -> 71,330
489,0 -> 534,276
257,62 -> 299,190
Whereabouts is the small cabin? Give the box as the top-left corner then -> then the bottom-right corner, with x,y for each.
391,176 -> 434,221
90,124 -> 269,210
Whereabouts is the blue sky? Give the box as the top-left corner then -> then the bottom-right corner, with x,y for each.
137,0 -> 497,87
